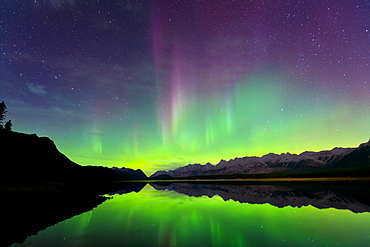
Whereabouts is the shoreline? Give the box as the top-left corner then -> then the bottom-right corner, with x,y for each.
129,177 -> 370,183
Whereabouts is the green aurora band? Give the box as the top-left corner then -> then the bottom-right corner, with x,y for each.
44,72 -> 368,175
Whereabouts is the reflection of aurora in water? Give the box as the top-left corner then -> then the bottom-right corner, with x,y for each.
20,184 -> 370,247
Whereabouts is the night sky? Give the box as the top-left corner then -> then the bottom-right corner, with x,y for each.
1,0 -> 369,175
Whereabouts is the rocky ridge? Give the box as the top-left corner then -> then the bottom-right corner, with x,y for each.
150,140 -> 370,178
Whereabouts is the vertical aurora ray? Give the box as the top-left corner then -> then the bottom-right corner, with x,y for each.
140,0 -> 369,174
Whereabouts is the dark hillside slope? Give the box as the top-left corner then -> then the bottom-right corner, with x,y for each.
332,141 -> 370,168
0,131 -> 145,181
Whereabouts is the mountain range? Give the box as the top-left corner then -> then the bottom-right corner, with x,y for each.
150,140 -> 370,179
1,130 -> 369,181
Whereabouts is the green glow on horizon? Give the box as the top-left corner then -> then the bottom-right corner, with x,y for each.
11,73 -> 368,176
39,72 -> 369,176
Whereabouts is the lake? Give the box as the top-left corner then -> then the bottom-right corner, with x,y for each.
9,181 -> 370,247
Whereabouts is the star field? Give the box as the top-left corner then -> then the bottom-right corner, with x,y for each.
1,0 -> 369,175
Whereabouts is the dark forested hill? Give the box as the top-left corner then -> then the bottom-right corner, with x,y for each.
0,131 -> 147,181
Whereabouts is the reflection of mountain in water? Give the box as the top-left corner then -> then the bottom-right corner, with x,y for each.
150,182 -> 370,213
108,182 -> 147,195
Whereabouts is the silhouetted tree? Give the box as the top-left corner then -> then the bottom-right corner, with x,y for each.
0,101 -> 6,129
0,101 -> 12,132
4,120 -> 12,132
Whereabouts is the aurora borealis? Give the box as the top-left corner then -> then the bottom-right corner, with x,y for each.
1,1 -> 369,175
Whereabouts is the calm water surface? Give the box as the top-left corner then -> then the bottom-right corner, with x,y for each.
13,183 -> 370,247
